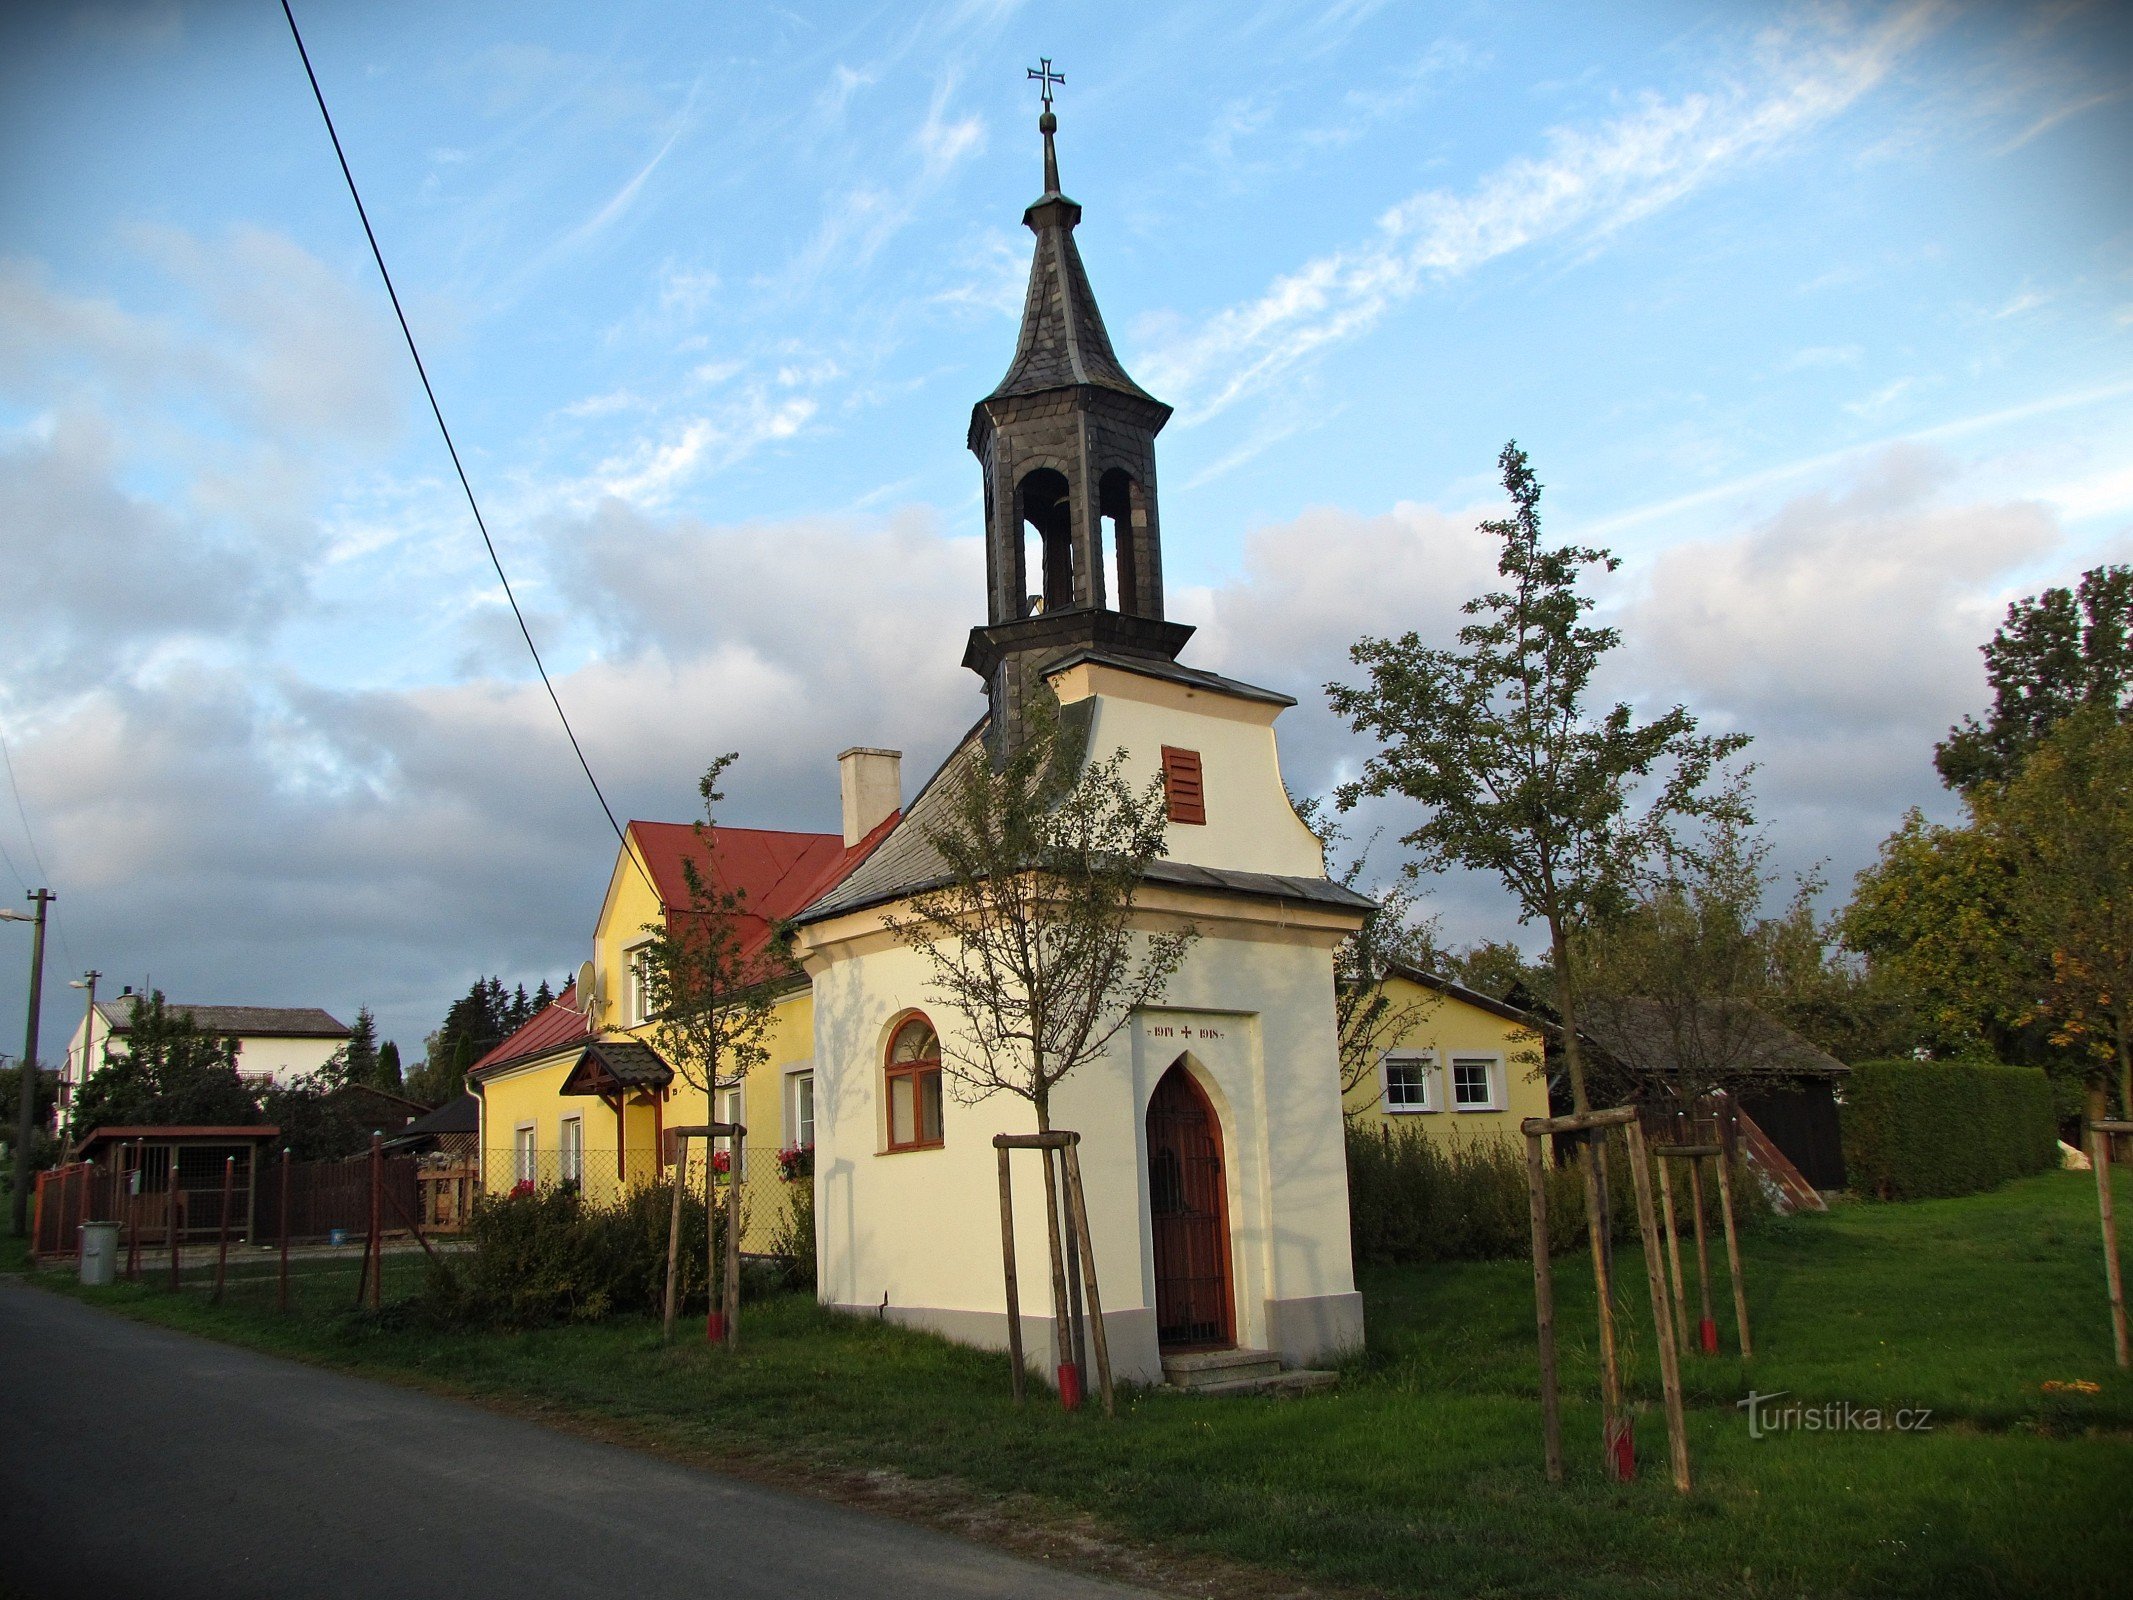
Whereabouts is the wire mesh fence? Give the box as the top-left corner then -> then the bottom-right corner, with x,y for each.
35,1140 -> 813,1318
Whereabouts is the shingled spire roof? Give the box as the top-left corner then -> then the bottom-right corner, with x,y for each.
984,108 -> 1160,408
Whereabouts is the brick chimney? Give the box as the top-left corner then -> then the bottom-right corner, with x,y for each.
837,748 -> 901,846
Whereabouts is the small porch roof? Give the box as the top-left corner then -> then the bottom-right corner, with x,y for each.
557,1041 -> 675,1098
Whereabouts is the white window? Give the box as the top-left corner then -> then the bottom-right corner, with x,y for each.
718,1086 -> 746,1177
559,1115 -> 583,1183
1451,1056 -> 1504,1112
1380,1051 -> 1437,1112
513,1123 -> 537,1184
625,943 -> 651,1025
788,1069 -> 815,1149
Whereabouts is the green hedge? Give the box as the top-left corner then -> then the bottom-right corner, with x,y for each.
1344,1123 -> 1761,1267
1839,1060 -> 2057,1201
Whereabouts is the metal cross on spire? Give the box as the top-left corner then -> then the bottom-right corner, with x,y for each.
1027,59 -> 1065,193
1027,57 -> 1064,110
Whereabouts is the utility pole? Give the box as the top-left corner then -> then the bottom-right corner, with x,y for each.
66,970 -> 99,1142
7,889 -> 54,1237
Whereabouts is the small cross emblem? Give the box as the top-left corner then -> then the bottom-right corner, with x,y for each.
1027,57 -> 1064,111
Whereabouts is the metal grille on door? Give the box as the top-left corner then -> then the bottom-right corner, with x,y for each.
1147,1064 -> 1232,1348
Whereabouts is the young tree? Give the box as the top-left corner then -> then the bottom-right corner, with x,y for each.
637,755 -> 784,1326
882,689 -> 1197,1131
1328,441 -> 1750,1118
639,754 -> 783,1110
68,993 -> 261,1132
1935,563 -> 2132,791
1989,707 -> 2133,1117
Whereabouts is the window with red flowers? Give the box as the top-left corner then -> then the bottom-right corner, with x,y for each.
885,1014 -> 945,1151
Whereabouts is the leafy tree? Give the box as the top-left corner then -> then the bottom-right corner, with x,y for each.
0,1062 -> 60,1176
1440,939 -> 1552,1007
1328,441 -> 1750,1118
881,687 -> 1197,1130
1577,804 -> 1836,1104
1839,808 -> 2035,1061
68,993 -> 262,1132
1988,706 -> 2133,1116
1297,802 -> 1445,1118
1935,563 -> 2133,791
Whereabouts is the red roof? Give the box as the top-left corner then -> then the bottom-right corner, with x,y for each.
468,981 -> 592,1076
624,814 -> 899,962
467,812 -> 896,1080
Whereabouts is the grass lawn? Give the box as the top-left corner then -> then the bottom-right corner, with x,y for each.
21,1170 -> 2133,1599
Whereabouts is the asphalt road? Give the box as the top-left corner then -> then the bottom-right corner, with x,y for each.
0,1279 -> 1152,1600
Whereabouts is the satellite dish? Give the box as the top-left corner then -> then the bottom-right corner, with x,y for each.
575,959 -> 603,1029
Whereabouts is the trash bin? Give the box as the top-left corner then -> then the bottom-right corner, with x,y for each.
79,1221 -> 120,1287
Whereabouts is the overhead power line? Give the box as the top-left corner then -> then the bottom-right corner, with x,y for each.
279,1 -> 663,911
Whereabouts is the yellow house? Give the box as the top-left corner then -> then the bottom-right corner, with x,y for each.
468,786 -> 899,1242
1342,965 -> 1551,1142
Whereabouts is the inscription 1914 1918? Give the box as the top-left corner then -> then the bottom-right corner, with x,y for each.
1145,1022 -> 1225,1041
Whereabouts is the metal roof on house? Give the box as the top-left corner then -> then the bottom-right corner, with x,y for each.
467,982 -> 593,1078
96,1002 -> 348,1038
1579,998 -> 1850,1081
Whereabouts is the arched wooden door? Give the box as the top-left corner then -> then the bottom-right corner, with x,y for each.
1147,1062 -> 1234,1349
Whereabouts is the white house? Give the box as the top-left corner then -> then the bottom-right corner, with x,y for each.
62,990 -> 351,1125
787,107 -> 1370,1386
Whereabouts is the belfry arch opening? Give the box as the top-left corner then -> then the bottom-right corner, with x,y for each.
1098,469 -> 1143,616
1018,468 -> 1074,614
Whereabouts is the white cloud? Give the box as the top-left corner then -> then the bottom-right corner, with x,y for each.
1140,4 -> 1944,420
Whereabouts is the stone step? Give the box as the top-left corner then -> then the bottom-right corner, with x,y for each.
1172,1368 -> 1341,1399
1162,1347 -> 1284,1388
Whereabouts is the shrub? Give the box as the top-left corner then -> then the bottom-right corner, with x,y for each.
426,1179 -> 731,1326
767,1173 -> 816,1292
1345,1122 -> 1763,1267
1840,1059 -> 2057,1201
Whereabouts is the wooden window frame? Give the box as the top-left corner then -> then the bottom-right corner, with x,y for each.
1160,746 -> 1205,826
883,1014 -> 945,1153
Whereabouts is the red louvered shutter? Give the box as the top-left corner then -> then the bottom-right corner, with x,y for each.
1161,746 -> 1205,825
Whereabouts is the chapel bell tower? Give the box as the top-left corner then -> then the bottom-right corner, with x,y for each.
964,72 -> 1194,754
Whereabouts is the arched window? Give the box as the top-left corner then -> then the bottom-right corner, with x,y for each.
885,1014 -> 945,1151
1018,468 -> 1074,613
1099,469 -> 1141,615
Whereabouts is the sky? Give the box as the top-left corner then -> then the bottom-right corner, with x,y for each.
1,0 -> 2129,1063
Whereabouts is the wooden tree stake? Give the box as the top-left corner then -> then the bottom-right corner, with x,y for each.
997,1144 -> 1026,1406
1714,1153 -> 1752,1360
723,1135 -> 744,1349
1688,1158 -> 1717,1354
1656,1156 -> 1690,1355
662,1134 -> 687,1344
1062,1144 -> 1114,1419
1523,1130 -> 1563,1483
212,1156 -> 235,1306
2094,1123 -> 2130,1369
1578,1136 -> 1626,1476
1625,1122 -> 1691,1493
1038,1145 -> 1074,1407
